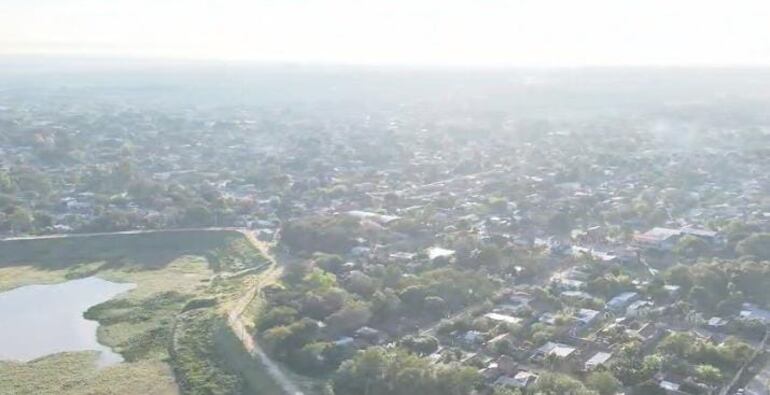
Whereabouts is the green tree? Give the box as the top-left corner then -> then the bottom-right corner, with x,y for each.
673,235 -> 710,259
586,371 -> 621,395
325,301 -> 372,334
694,364 -> 722,385
736,233 -> 770,260
534,372 -> 594,395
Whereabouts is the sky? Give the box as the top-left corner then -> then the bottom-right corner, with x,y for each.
2,0 -> 770,67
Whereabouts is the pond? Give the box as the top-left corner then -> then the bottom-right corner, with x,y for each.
0,276 -> 136,366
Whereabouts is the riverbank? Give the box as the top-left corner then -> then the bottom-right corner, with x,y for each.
0,229 -> 274,395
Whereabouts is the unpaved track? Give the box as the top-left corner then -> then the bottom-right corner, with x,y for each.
227,230 -> 305,395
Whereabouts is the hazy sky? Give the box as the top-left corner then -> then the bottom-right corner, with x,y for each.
2,0 -> 770,67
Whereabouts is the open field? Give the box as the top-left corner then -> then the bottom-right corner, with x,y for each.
0,230 -> 273,395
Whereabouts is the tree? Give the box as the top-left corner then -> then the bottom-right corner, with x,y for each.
182,205 -> 213,226
659,332 -> 694,358
476,245 -> 503,270
534,372 -> 594,395
0,170 -> 15,193
314,253 -> 345,274
6,207 -> 33,233
370,289 -> 402,323
694,364 -> 722,385
400,335 -> 439,356
736,233 -> 770,260
333,347 -> 480,395
586,371 -> 621,395
547,211 -> 574,236
633,380 -> 666,395
665,264 -> 693,290
346,271 -> 377,296
492,386 -> 522,395
673,235 -> 710,259
259,305 -> 299,331
325,301 -> 372,334
262,318 -> 319,359
424,296 -> 448,318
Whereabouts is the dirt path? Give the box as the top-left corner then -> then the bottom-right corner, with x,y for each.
226,230 -> 305,395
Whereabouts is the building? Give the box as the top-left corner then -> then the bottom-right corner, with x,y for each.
633,227 -> 682,251
575,308 -> 601,327
485,312 -> 523,325
634,226 -> 721,251
494,370 -> 538,389
533,342 -> 577,360
626,300 -> 654,318
739,303 -> 770,324
606,292 -> 640,313
584,351 -> 613,371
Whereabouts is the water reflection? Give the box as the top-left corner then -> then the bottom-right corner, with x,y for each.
0,277 -> 135,366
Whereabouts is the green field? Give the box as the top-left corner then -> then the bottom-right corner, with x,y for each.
0,352 -> 178,395
0,230 -> 272,395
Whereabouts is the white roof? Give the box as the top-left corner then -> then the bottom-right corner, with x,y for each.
485,312 -> 522,325
660,380 -> 680,391
537,342 -> 576,358
585,352 -> 612,369
427,247 -> 456,260
636,227 -> 681,242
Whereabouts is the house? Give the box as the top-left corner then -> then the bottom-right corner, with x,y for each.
584,351 -> 613,371
606,292 -> 639,313
551,268 -> 589,291
494,370 -> 538,389
354,326 -> 384,344
634,226 -> 721,251
333,336 -> 355,347
539,312 -> 558,325
485,312 -> 523,326
497,293 -> 533,314
560,290 -> 594,303
427,246 -> 455,261
680,226 -> 720,244
462,330 -> 484,345
664,285 -> 681,299
575,308 -> 601,328
631,322 -> 666,350
633,227 -> 682,251
626,300 -> 654,318
706,316 -> 729,330
389,251 -> 416,262
496,355 -> 518,375
533,342 -> 577,361
345,210 -> 400,225
739,303 -> 770,324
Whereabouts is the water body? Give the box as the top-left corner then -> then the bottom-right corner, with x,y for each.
0,277 -> 136,366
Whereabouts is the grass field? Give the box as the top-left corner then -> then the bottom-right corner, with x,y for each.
0,230 -> 257,271
0,352 -> 178,395
0,230 -> 271,395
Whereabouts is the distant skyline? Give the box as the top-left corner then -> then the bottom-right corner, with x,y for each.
3,0 -> 770,67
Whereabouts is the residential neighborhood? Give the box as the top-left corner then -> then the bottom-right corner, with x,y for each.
1,69 -> 770,395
